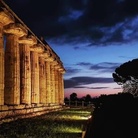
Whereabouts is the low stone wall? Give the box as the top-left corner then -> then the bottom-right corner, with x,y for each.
0,104 -> 63,123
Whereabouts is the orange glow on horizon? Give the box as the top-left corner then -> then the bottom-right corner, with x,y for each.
64,87 -> 122,98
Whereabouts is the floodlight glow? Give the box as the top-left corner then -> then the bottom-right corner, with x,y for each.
53,125 -> 82,133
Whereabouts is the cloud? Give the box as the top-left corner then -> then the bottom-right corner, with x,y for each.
76,62 -> 121,73
64,67 -> 81,76
89,87 -> 109,89
119,56 -> 137,59
64,76 -> 114,88
76,62 -> 92,66
72,86 -> 109,89
89,62 -> 121,73
5,0 -> 138,47
64,62 -> 121,78
114,87 -> 122,89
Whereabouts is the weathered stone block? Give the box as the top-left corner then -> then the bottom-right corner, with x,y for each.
0,105 -> 8,110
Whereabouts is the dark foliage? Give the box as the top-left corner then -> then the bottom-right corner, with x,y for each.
84,93 -> 138,138
112,58 -> 138,84
70,93 -> 78,101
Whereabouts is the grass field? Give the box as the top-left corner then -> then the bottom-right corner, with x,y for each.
0,107 -> 92,138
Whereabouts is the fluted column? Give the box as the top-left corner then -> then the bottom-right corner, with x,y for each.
55,67 -> 59,104
52,61 -> 58,104
5,34 -> 22,105
31,51 -> 39,104
45,61 -> 51,104
19,36 -> 37,104
39,57 -> 46,104
20,44 -> 31,104
58,68 -> 65,104
4,23 -> 27,105
44,54 -> 54,104
58,71 -> 62,104
0,23 -> 4,105
61,70 -> 65,104
50,63 -> 56,104
0,10 -> 14,105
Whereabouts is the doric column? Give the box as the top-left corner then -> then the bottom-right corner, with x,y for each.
58,67 -> 65,104
45,55 -> 54,104
30,44 -> 43,104
0,10 -> 14,105
19,35 -> 37,104
39,52 -> 50,104
58,71 -> 62,104
4,23 -> 27,105
30,45 -> 44,104
60,70 -> 65,104
45,61 -> 51,104
0,23 -> 4,106
55,65 -> 60,104
50,63 -> 55,104
39,56 -> 46,104
30,51 -> 39,104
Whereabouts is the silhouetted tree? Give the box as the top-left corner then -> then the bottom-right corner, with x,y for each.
64,97 -> 69,102
70,93 -> 78,101
85,94 -> 92,104
112,58 -> 138,96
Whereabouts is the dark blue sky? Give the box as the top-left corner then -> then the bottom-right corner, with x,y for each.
4,0 -> 138,97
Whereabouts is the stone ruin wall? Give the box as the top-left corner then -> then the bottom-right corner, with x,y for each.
0,0 -> 65,120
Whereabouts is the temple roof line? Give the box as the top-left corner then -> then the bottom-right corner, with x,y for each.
0,0 -> 65,71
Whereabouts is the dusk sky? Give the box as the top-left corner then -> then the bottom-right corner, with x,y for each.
4,0 -> 138,98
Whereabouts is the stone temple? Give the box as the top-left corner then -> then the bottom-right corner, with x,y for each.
0,0 -> 65,119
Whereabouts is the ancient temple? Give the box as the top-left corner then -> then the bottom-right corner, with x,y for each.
0,0 -> 65,119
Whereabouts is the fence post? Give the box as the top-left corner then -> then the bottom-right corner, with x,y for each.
82,101 -> 84,108
69,99 -> 70,107
75,101 -> 77,107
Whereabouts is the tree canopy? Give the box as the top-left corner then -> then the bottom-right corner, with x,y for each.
70,92 -> 78,101
112,58 -> 138,96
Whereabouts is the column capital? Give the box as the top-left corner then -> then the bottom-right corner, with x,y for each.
0,8 -> 14,26
39,51 -> 50,59
53,60 -> 58,65
4,23 -> 28,37
58,67 -> 66,74
55,62 -> 66,73
39,50 -> 55,62
30,43 -> 44,53
55,64 -> 61,69
19,35 -> 37,45
45,56 -> 55,62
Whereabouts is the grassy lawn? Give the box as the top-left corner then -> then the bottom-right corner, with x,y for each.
0,107 -> 92,138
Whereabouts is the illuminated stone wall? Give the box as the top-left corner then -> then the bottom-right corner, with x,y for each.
0,0 -> 65,118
